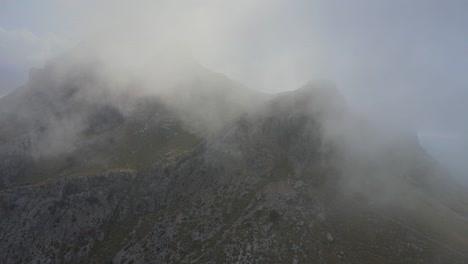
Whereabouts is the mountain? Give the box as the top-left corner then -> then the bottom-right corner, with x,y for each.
0,54 -> 468,264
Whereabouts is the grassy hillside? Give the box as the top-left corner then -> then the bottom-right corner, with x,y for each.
17,100 -> 199,186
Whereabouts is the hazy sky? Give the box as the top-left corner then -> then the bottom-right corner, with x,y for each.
0,0 -> 467,181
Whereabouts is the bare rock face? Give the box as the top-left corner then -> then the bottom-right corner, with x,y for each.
0,58 -> 468,264
0,171 -> 136,263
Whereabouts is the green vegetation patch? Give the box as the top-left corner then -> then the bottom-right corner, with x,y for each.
17,117 -> 199,185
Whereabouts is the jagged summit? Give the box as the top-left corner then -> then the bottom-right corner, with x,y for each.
297,80 -> 346,108
261,80 -> 348,123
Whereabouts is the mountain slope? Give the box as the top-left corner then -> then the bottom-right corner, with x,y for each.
0,53 -> 261,188
0,59 -> 467,263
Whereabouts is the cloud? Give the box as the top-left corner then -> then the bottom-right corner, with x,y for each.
0,0 -> 467,181
0,26 -> 72,95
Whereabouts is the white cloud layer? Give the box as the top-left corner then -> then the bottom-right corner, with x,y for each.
0,26 -> 72,95
0,0 -> 467,181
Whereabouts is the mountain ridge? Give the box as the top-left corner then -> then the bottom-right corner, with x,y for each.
0,54 -> 468,263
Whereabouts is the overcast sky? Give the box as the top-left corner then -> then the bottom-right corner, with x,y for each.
0,0 -> 467,182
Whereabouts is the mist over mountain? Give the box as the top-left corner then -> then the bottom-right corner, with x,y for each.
0,45 -> 467,264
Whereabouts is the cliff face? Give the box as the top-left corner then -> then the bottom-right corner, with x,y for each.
0,59 -> 468,264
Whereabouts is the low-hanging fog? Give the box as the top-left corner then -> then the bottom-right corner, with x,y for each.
1,0 -> 467,183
